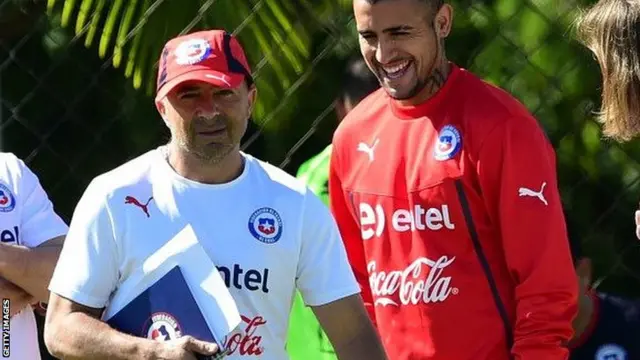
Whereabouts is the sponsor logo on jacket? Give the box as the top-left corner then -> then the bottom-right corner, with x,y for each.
369,256 -> 458,306
359,203 -> 454,240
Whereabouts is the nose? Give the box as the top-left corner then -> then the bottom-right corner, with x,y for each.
194,97 -> 220,118
375,38 -> 395,65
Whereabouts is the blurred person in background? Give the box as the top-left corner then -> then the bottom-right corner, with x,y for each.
329,0 -> 579,359
44,29 -> 388,360
0,152 -> 67,360
574,1 -> 640,242
287,55 -> 379,360
564,211 -> 640,359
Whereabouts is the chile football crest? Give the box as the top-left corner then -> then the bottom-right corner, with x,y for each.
0,183 -> 15,213
248,207 -> 283,244
433,125 -> 462,161
144,312 -> 182,342
595,344 -> 627,360
174,38 -> 211,65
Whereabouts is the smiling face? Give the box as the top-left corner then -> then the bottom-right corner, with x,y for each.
158,80 -> 256,163
354,0 -> 452,102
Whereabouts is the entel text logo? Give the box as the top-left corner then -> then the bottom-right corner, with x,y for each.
0,226 -> 18,243
217,264 -> 270,293
369,256 -> 458,307
359,203 -> 455,240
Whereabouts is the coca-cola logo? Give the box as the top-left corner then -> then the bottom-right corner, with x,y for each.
368,256 -> 458,306
223,314 -> 267,356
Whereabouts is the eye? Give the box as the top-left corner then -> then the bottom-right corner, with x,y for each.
176,88 -> 201,99
389,30 -> 409,38
214,89 -> 236,99
359,32 -> 377,41
178,92 -> 199,100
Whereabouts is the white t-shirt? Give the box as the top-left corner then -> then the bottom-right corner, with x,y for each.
0,152 -> 68,360
48,147 -> 360,359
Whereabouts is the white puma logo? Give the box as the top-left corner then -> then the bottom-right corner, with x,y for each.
357,139 -> 379,162
518,182 -> 548,206
204,73 -> 230,86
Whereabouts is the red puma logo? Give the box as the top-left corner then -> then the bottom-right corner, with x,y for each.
124,196 -> 154,217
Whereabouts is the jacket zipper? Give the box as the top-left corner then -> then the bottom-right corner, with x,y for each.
454,179 -> 515,358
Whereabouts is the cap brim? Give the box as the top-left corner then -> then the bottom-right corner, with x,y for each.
155,69 -> 245,101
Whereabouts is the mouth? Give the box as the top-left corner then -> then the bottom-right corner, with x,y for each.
380,60 -> 412,80
197,127 -> 227,136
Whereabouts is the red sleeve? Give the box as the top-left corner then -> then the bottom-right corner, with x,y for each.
328,146 -> 377,326
477,117 -> 578,359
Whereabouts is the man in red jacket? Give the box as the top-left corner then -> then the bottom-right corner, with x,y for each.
328,0 -> 579,359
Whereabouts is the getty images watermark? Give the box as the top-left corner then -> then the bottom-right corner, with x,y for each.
2,299 -> 9,357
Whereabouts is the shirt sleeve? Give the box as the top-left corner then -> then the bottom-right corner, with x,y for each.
296,187 -> 360,307
328,148 -> 377,325
16,159 -> 68,247
47,179 -> 120,309
477,116 -> 578,359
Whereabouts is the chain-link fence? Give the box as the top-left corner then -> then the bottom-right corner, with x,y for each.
1,0 -> 639,358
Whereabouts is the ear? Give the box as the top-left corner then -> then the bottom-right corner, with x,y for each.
155,99 -> 171,127
156,99 -> 167,119
435,4 -> 454,38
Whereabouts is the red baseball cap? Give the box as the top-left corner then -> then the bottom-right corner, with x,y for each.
155,29 -> 253,101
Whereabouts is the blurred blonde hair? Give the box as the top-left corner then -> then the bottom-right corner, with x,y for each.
576,0 -> 640,142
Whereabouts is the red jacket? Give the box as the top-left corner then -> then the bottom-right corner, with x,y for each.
329,64 -> 578,360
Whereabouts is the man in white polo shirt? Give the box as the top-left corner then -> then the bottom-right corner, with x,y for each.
44,29 -> 388,360
0,152 -> 67,359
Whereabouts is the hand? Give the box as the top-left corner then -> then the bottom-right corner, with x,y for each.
636,210 -> 640,240
0,277 -> 34,317
152,335 -> 220,360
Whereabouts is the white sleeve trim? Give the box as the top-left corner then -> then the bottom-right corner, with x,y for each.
47,285 -> 108,309
25,227 -> 67,247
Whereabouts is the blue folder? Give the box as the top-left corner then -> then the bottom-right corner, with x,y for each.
106,265 -> 226,359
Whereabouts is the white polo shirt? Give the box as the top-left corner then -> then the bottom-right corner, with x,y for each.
0,152 -> 68,360
48,147 -> 360,359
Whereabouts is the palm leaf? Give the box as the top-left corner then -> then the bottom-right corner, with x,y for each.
45,0 -> 351,116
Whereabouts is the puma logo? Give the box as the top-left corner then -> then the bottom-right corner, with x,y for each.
518,182 -> 548,206
357,139 -> 379,162
124,196 -> 154,217
204,73 -> 230,86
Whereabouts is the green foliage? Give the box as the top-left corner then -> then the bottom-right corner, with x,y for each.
42,0 -> 361,160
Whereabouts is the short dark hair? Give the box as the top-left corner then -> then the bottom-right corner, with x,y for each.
340,56 -> 379,105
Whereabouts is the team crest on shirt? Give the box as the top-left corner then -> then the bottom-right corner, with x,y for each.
433,125 -> 462,161
174,38 -> 211,65
144,312 -> 182,342
248,207 -> 283,244
0,183 -> 15,213
595,344 -> 627,360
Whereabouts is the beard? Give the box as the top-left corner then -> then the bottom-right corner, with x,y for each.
173,114 -> 237,164
383,75 -> 428,101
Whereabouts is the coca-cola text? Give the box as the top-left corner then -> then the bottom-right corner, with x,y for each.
223,314 -> 267,356
368,256 -> 458,306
